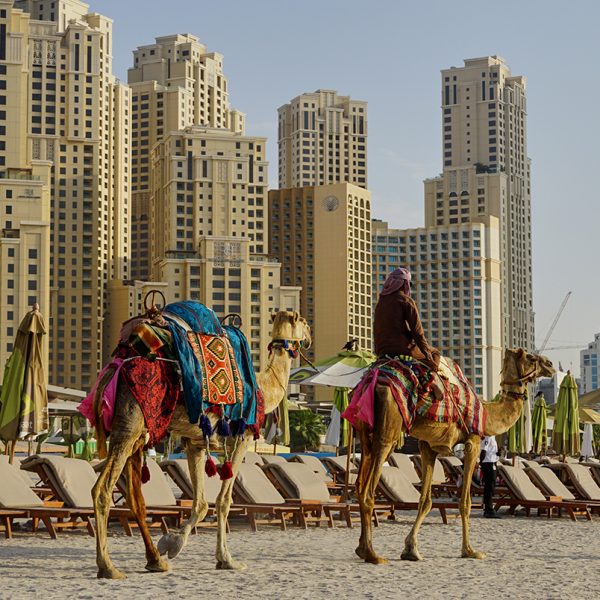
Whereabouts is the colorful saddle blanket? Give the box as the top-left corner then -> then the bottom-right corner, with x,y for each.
163,301 -> 259,428
342,355 -> 486,437
79,301 -> 262,444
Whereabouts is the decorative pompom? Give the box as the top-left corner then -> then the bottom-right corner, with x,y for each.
220,460 -> 233,480
205,455 -> 218,477
249,424 -> 261,440
232,418 -> 247,437
199,414 -> 213,438
141,464 -> 151,484
217,418 -> 231,437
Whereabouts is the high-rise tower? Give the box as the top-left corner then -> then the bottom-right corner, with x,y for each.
424,56 -> 533,352
278,90 -> 367,189
9,0 -> 130,388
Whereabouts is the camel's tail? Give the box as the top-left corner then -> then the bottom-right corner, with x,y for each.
93,367 -> 116,459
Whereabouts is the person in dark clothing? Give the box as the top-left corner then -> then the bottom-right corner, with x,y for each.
480,435 -> 500,518
373,268 -> 439,371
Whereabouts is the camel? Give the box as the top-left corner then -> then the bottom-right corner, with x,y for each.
354,348 -> 555,564
91,310 -> 311,579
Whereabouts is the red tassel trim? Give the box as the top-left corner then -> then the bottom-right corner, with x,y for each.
141,464 -> 151,484
205,455 -> 218,477
220,460 -> 233,480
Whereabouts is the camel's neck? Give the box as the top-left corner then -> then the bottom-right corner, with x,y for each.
256,348 -> 292,415
483,389 -> 525,436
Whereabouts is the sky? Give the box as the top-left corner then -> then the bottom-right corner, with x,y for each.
98,0 -> 600,376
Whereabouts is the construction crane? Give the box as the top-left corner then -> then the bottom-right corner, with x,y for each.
536,291 -> 572,355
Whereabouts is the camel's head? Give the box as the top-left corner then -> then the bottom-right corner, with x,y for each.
501,348 -> 555,387
269,311 -> 312,357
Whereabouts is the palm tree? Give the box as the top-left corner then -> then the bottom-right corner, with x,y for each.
289,410 -> 326,452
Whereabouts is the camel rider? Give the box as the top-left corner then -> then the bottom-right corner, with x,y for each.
374,268 -> 440,371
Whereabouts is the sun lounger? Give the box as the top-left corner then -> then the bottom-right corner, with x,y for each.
495,464 -> 591,521
562,464 -> 600,502
160,458 -> 299,531
234,463 -> 316,530
320,455 -> 358,485
377,466 -> 459,524
388,453 -> 422,485
262,461 -> 355,527
260,454 -> 288,465
0,458 -> 99,539
289,454 -> 333,483
22,455 -> 175,535
242,451 -> 263,465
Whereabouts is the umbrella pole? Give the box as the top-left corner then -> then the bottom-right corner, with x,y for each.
344,426 -> 354,502
9,439 -> 17,465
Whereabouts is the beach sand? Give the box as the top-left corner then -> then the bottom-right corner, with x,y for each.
1,511 -> 599,600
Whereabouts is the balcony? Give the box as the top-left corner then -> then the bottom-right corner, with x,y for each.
0,169 -> 41,181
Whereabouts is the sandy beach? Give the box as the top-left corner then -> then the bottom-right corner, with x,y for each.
1,511 -> 599,600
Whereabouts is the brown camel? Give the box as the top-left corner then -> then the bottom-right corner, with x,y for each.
91,310 -> 311,579
354,348 -> 555,564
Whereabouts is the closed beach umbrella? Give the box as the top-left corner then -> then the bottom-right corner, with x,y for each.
0,305 -> 48,461
531,392 -> 548,454
507,400 -> 527,454
551,372 -> 580,456
581,423 -> 594,459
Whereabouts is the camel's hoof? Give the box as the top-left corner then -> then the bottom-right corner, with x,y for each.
97,567 -> 127,580
216,559 -> 247,570
355,546 -> 366,560
157,533 -> 185,559
145,557 -> 171,573
462,549 -> 486,560
401,547 -> 423,562
364,553 -> 389,565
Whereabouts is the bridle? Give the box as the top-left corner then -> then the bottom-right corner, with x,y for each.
500,355 -> 540,397
267,338 -> 309,359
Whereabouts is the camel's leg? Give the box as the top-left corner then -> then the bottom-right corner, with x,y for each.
215,437 -> 250,570
157,442 -> 208,559
355,385 -> 402,565
460,434 -> 486,559
123,442 -> 170,573
401,441 -> 437,561
93,385 -> 146,580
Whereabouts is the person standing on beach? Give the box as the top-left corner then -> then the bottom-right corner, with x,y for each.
373,268 -> 439,371
480,435 -> 500,518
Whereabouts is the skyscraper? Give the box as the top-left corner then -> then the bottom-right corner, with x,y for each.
8,0 -> 130,388
127,34 -> 243,281
580,333 -> 600,394
424,56 -> 533,352
278,90 -> 367,189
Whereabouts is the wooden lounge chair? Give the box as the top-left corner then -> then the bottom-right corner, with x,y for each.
21,455 -> 176,535
260,454 -> 288,465
388,453 -> 422,486
562,464 -> 600,502
161,458 -> 299,531
320,455 -> 358,485
525,465 -> 600,515
0,458 -> 98,539
262,461 -> 354,527
495,464 -> 591,521
242,451 -> 263,465
289,454 -> 334,483
233,463 -> 314,530
408,454 -> 458,498
377,466 -> 461,524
